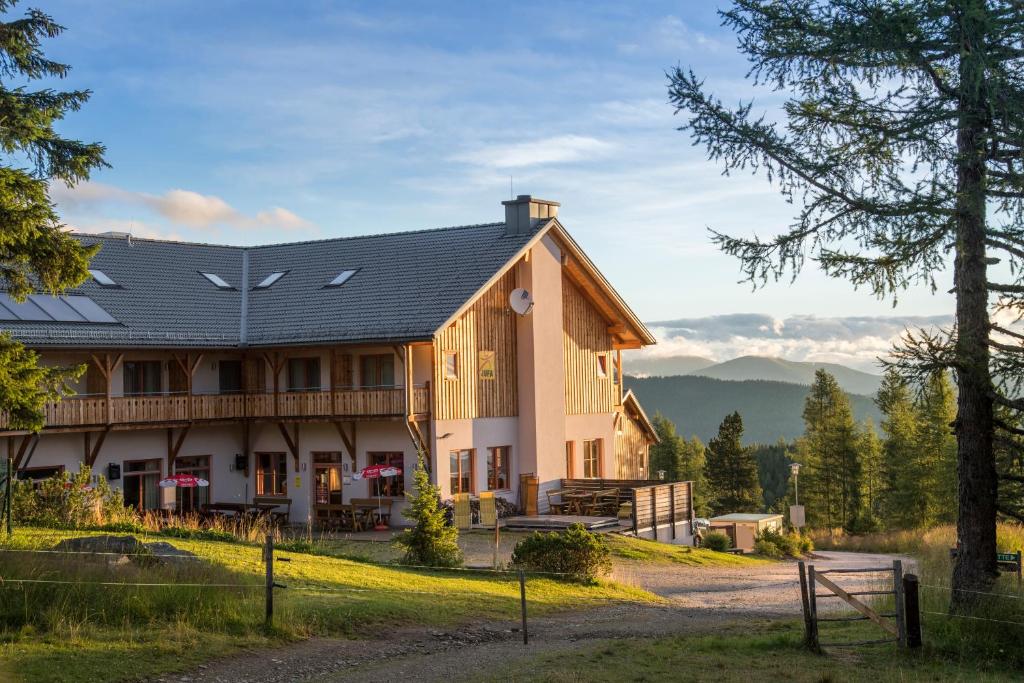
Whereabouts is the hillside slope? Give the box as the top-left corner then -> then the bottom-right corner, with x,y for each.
624,374 -> 882,443
689,356 -> 883,396
626,355 -> 716,377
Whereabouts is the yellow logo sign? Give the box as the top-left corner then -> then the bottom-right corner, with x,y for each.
479,350 -> 496,380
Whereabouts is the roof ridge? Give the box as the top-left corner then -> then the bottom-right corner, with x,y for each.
70,221 -> 506,251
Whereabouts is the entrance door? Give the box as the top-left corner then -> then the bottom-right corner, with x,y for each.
312,452 -> 344,528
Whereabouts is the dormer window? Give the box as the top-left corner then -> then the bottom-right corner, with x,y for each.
89,269 -> 118,287
326,269 -> 357,288
254,271 -> 287,289
200,272 -> 233,290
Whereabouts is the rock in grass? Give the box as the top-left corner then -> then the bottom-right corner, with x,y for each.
52,535 -> 199,566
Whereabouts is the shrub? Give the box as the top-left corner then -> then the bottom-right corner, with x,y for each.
754,538 -> 782,557
394,454 -> 463,568
511,523 -> 611,581
11,465 -> 139,529
701,531 -> 731,552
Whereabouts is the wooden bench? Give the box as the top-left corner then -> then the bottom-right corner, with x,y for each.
252,496 -> 291,524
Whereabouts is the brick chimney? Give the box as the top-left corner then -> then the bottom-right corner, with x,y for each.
502,195 -> 559,236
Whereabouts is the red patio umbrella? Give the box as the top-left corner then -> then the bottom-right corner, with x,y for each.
353,464 -> 402,530
158,473 -> 210,488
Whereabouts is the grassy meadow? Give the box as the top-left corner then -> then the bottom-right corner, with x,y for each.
0,527 -> 659,682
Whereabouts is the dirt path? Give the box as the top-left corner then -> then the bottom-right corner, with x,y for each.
171,551 -> 906,683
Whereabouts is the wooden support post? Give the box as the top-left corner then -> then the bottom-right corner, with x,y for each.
85,427 -> 110,467
669,485 -> 677,540
5,457 -> 12,536
650,487 -> 658,541
893,559 -> 906,647
903,573 -> 922,649
278,422 -> 300,466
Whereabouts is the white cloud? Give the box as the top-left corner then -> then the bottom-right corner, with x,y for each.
451,135 -> 614,169
51,182 -> 313,234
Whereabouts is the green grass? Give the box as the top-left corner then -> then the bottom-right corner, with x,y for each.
0,527 -> 660,682
605,534 -> 769,567
492,620 -> 1021,682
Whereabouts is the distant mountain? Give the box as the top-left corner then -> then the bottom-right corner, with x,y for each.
686,356 -> 883,396
624,374 -> 882,444
625,355 -> 716,377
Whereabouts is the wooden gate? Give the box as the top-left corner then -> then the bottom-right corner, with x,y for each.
799,560 -> 907,650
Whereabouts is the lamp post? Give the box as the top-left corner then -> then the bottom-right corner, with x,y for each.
790,463 -> 801,506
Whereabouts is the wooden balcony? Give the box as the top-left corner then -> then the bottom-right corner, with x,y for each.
1,385 -> 430,431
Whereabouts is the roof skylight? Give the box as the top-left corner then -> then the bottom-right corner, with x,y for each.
200,272 -> 234,290
326,269 -> 357,288
0,294 -> 118,324
254,271 -> 287,289
89,269 -> 118,287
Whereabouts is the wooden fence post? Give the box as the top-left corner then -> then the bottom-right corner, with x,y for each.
5,457 -> 11,536
903,573 -> 922,649
806,564 -> 820,652
798,561 -> 815,649
893,559 -> 906,648
518,569 -> 528,645
265,534 -> 274,627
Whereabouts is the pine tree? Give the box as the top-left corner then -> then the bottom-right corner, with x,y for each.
394,454 -> 463,567
668,0 -> 1024,603
682,436 -> 710,516
876,370 -> 927,529
704,412 -> 763,515
649,413 -> 685,481
798,370 -> 863,531
857,420 -> 883,531
917,371 -> 958,524
0,2 -> 106,431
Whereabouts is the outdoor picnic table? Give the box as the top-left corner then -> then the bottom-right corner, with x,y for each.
561,490 -> 594,515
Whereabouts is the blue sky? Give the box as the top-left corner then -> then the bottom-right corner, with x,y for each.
38,1 -> 960,370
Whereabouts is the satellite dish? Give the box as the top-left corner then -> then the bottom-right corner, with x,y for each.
509,288 -> 534,316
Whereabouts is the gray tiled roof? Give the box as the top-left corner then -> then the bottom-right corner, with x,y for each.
2,222 -> 537,348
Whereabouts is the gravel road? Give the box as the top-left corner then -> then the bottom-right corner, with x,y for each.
171,551 -> 908,683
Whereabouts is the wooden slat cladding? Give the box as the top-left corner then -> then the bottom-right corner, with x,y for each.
562,275 -> 615,414
433,270 -> 518,420
615,413 -> 650,479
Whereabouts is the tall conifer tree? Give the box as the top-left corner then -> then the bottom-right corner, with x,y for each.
0,1 -> 106,431
705,411 -> 763,515
668,0 -> 1024,604
876,369 -> 928,528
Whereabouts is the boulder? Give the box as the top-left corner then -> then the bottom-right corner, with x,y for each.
52,535 -> 199,565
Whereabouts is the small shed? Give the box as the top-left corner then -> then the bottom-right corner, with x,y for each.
708,513 -> 784,552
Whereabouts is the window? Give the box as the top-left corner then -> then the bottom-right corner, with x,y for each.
487,446 -> 511,491
597,354 -> 609,378
123,459 -> 161,511
254,271 -> 287,289
449,449 -> 474,494
313,452 -> 343,506
369,452 -> 405,496
17,465 -> 64,489
174,455 -> 210,513
287,357 -> 321,391
219,360 -> 243,393
444,351 -> 458,379
360,354 -> 395,388
123,360 -> 162,395
565,441 -> 575,478
199,272 -> 234,289
583,439 -> 602,479
89,269 -> 118,287
256,453 -> 287,496
326,269 -> 357,287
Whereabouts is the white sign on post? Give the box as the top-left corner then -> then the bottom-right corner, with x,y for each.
789,504 -> 805,528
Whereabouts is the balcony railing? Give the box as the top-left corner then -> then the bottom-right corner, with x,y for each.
1,385 -> 430,430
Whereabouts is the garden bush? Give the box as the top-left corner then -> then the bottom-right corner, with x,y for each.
701,531 -> 731,552
12,465 -> 138,529
753,528 -> 813,557
511,523 -> 611,581
753,538 -> 782,557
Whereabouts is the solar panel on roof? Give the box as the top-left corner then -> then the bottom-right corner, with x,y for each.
63,296 -> 118,323
28,295 -> 86,322
0,295 -> 51,320
200,272 -> 233,289
0,300 -> 16,321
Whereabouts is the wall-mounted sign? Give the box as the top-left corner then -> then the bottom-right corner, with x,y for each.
294,476 -> 301,489
478,350 -> 496,380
